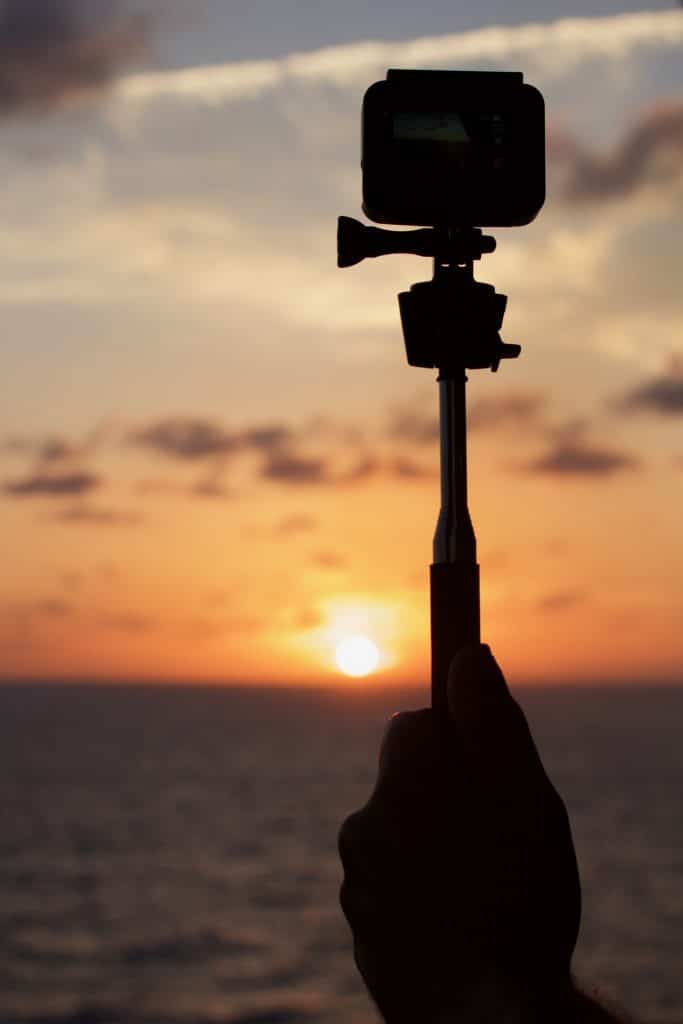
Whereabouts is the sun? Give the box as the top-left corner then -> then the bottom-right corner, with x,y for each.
335,634 -> 381,678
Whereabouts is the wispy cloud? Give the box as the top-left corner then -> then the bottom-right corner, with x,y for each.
117,12 -> 683,106
53,505 -> 142,526
128,417 -> 240,460
524,436 -> 639,477
469,392 -> 546,431
2,471 -> 101,497
552,101 -> 683,202
261,450 -> 329,485
1,426 -> 108,465
388,391 -> 546,445
386,408 -> 439,446
538,589 -> 586,612
128,414 -> 379,490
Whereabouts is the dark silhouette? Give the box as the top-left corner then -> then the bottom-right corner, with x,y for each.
339,644 -> 628,1023
338,215 -> 519,714
338,70 -> 655,1023
338,70 -> 544,715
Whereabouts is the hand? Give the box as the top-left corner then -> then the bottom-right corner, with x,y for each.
338,644 -> 582,1024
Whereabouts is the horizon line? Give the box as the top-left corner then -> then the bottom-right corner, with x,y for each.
0,675 -> 681,691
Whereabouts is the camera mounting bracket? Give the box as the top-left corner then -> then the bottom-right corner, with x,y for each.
337,217 -> 496,267
337,216 -> 520,374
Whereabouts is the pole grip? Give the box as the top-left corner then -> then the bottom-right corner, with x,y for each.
430,561 -> 480,716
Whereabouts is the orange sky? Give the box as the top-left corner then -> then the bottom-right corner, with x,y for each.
1,11 -> 682,687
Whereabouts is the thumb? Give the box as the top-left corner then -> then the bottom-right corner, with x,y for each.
447,644 -> 547,790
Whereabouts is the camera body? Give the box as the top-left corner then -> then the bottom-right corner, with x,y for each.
362,70 -> 545,228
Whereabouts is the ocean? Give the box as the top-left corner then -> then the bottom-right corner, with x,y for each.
0,683 -> 681,1024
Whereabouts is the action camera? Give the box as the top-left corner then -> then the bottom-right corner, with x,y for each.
361,69 -> 545,228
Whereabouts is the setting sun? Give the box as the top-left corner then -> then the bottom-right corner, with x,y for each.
335,635 -> 381,678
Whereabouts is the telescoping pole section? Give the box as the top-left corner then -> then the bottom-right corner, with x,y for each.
430,372 -> 481,716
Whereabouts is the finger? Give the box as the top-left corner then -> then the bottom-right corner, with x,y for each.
377,708 -> 434,776
373,708 -> 443,800
447,644 -> 548,793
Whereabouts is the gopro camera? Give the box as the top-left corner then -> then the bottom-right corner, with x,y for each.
362,70 -> 545,228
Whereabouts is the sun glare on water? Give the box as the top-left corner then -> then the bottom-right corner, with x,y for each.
335,635 -> 381,678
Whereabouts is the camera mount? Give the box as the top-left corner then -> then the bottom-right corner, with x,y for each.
337,216 -> 521,714
338,217 -> 520,373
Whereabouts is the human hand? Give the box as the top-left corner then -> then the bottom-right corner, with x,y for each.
338,644 -> 582,1024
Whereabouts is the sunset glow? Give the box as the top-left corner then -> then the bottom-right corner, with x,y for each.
0,11 -> 681,687
335,635 -> 381,678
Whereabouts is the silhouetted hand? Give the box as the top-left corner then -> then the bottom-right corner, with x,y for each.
338,644 -> 583,1024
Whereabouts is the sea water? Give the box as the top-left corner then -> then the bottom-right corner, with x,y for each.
0,683 -> 681,1024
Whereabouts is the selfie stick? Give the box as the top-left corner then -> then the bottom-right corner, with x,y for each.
338,219 -> 519,714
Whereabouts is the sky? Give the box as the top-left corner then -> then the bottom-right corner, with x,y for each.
1,0 -> 682,687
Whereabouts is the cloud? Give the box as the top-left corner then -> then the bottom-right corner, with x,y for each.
388,391 -> 545,446
275,515 -> 317,535
312,551 -> 346,570
30,598 -> 74,618
134,475 -> 232,499
128,417 -> 295,463
339,455 -> 379,484
3,598 -> 75,632
261,450 -> 329,485
524,437 -> 639,477
391,456 -> 437,479
98,611 -> 156,633
0,0 -> 147,114
468,391 -> 546,431
386,398 -> 641,479
538,589 -> 586,612
243,425 -> 292,450
117,12 -> 683,106
36,438 -> 82,463
190,479 -> 231,499
387,408 -> 439,446
261,448 -> 387,487
53,505 -> 142,526
128,417 -> 239,460
1,435 -> 79,462
129,415 -> 379,488
1,426 -> 108,465
2,470 -> 101,497
553,101 -> 683,202
0,10 -> 678,379
615,356 -> 683,415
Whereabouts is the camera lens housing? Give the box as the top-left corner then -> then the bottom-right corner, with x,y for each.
362,70 -> 545,227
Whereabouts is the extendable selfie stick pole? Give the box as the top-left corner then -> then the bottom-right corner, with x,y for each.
430,369 -> 479,717
338,218 -> 520,714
